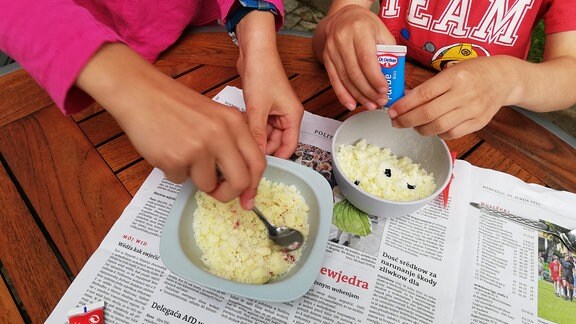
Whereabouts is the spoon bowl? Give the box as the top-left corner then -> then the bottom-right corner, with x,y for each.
252,206 -> 304,251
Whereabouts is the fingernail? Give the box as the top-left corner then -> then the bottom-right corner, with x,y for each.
242,197 -> 255,210
391,119 -> 399,128
378,87 -> 388,94
365,102 -> 377,110
377,99 -> 388,107
345,103 -> 356,110
388,109 -> 398,118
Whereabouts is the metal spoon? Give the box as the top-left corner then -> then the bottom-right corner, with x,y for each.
470,202 -> 576,253
252,206 -> 304,251
213,169 -> 304,251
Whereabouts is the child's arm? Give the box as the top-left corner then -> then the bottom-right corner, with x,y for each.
76,43 -> 266,210
234,9 -> 304,159
389,31 -> 576,139
312,0 -> 395,110
512,31 -> 576,111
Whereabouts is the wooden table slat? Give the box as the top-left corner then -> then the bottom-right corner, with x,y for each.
154,61 -> 202,78
289,74 -> 332,102
0,266 -> 25,324
404,62 -> 435,90
304,90 -> 349,120
176,64 -> 239,93
479,107 -> 576,192
98,134 -> 140,172
169,30 -> 326,76
78,111 -> 121,146
71,102 -> 106,123
466,142 -> 545,185
0,160 -> 69,323
0,106 -> 132,275
0,70 -> 53,128
204,77 -> 243,98
116,160 -> 154,196
203,73 -> 332,105
445,133 -> 483,158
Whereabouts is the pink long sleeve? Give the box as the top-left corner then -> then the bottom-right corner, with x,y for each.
0,0 -> 285,115
0,0 -> 124,114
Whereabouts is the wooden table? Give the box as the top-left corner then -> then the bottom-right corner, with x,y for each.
0,28 -> 575,323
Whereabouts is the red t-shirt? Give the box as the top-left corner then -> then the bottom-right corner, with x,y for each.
378,0 -> 576,71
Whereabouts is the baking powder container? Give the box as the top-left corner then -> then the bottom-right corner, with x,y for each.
377,45 -> 407,107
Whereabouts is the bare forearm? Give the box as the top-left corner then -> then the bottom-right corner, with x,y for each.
76,43 -> 154,119
503,55 -> 576,112
236,11 -> 278,58
75,43 -> 200,123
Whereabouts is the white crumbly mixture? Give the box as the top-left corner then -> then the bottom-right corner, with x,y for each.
193,178 -> 309,284
337,139 -> 436,201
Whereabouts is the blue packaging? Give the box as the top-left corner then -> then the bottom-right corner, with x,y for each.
377,45 -> 407,107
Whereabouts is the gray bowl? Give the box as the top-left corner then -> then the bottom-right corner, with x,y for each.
331,110 -> 453,218
160,156 -> 333,302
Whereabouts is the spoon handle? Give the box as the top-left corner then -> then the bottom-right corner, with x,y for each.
470,202 -> 551,232
252,207 -> 276,236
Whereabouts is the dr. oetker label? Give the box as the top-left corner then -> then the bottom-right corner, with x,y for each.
377,45 -> 407,107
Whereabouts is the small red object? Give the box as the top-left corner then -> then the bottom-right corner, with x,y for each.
67,301 -> 105,324
442,151 -> 457,208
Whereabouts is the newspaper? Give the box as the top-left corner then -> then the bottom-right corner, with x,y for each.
46,86 -> 576,324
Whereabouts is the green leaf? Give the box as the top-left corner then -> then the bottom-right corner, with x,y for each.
332,200 -> 372,236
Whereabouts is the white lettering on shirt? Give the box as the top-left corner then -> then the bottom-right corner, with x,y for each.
471,0 -> 534,45
381,0 -> 534,47
407,0 -> 432,28
381,0 -> 401,17
432,0 -> 471,38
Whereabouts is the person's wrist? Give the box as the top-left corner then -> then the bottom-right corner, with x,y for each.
226,1 -> 278,46
489,55 -> 525,106
235,11 -> 278,58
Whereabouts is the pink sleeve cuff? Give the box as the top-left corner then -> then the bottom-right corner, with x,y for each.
0,1 -> 123,115
55,28 -> 123,115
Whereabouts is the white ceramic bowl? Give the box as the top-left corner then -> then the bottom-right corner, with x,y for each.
160,156 -> 333,302
331,109 -> 452,218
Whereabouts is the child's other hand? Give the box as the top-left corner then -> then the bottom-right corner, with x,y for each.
235,11 -> 304,159
238,53 -> 304,160
318,4 -> 395,110
388,56 -> 518,139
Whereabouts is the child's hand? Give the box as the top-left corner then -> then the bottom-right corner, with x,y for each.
314,4 -> 395,110
238,52 -> 304,159
235,11 -> 304,159
77,43 -> 265,210
119,89 -> 266,210
388,56 -> 518,139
